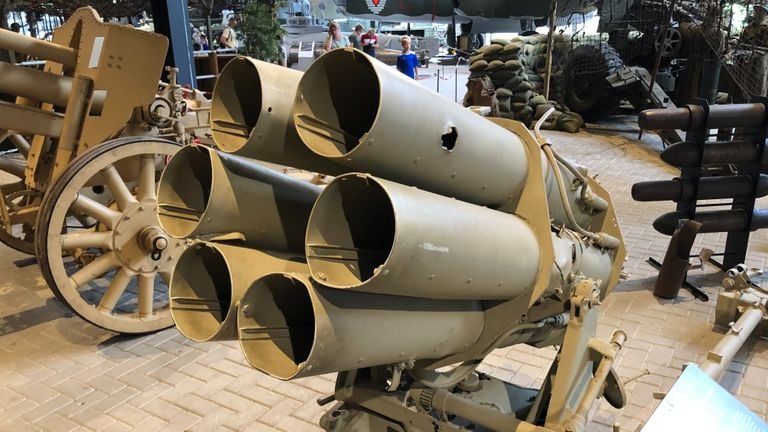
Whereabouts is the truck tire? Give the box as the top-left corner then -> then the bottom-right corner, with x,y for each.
565,43 -> 623,121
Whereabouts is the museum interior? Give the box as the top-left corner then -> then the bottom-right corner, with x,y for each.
1,1 -> 768,431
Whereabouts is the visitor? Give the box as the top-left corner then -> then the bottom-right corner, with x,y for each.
396,36 -> 420,80
323,22 -> 349,53
219,17 -> 238,49
349,24 -> 363,50
360,28 -> 378,57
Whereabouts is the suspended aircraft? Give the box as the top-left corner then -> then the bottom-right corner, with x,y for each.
333,0 -> 596,34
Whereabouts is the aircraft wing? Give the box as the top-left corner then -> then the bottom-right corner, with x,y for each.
337,0 -> 595,22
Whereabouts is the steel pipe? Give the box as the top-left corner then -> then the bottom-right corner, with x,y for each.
632,175 -> 768,202
639,103 -> 766,131
306,173 -> 540,300
237,272 -> 484,380
294,48 -> 529,208
210,56 -> 346,174
0,28 -> 77,69
699,307 -> 764,382
661,141 -> 760,167
170,242 -> 306,342
157,145 -> 321,254
653,208 -> 768,235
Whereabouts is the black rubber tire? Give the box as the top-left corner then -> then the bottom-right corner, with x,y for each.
565,43 -> 624,121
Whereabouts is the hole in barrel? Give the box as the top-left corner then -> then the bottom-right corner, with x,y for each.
306,176 -> 395,288
294,50 -> 380,157
157,147 -> 213,238
239,274 -> 314,379
170,245 -> 232,342
211,58 -> 263,153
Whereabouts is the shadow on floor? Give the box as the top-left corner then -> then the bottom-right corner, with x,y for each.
0,297 -> 73,336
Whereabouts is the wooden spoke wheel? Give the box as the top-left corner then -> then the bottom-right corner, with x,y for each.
36,137 -> 185,334
0,152 -> 37,254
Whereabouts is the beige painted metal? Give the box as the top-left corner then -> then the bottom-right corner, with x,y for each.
701,265 -> 768,382
0,27 -> 77,68
157,145 -> 321,255
541,280 -> 626,431
548,231 -> 615,295
306,173 -> 540,300
52,76 -> 92,179
0,62 -> 74,107
293,48 -> 529,208
237,272 -> 484,380
35,137 -> 183,334
0,7 -> 169,189
170,242 -> 306,342
164,39 -> 629,430
700,307 -> 763,382
408,387 -> 550,432
0,101 -> 63,137
210,56 -> 346,175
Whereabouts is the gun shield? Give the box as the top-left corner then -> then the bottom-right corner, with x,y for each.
237,272 -> 484,379
305,173 -> 540,300
170,242 -> 306,342
293,48 -> 529,208
210,57 -> 346,175
157,144 -> 321,254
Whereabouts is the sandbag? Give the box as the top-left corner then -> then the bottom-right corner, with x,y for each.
512,90 -> 533,103
514,81 -> 532,92
486,60 -> 505,70
469,60 -> 488,72
504,76 -> 524,90
511,101 -> 528,112
485,44 -> 504,53
502,42 -> 523,53
498,97 -> 511,113
529,94 -> 548,107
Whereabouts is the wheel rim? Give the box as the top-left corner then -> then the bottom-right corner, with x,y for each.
36,137 -> 184,334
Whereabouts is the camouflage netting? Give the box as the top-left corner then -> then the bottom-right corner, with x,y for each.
699,1 -> 768,100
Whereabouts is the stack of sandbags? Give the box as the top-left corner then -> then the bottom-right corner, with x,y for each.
521,34 -> 569,104
465,35 -> 579,131
467,37 -> 534,122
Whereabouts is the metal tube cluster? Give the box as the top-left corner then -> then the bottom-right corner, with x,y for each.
159,49 -> 625,384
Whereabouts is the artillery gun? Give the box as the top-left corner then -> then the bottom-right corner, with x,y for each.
160,48 -> 628,431
0,7 -> 206,333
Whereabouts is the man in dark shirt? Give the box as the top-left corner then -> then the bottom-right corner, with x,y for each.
349,24 -> 363,50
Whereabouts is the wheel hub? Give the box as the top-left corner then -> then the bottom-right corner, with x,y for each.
112,201 -> 184,274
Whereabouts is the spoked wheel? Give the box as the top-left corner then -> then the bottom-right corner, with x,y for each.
36,137 -> 185,334
0,149 -> 37,254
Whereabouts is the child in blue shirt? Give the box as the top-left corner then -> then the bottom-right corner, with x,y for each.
396,36 -> 420,79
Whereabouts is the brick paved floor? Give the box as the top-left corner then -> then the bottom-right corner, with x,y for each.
2,110 -> 768,431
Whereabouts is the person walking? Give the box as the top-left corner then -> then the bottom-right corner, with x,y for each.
219,17 -> 238,49
360,28 -> 378,57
